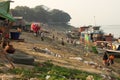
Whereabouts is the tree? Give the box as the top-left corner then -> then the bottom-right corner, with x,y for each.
11,5 -> 71,25
33,5 -> 49,23
49,9 -> 71,25
11,6 -> 34,22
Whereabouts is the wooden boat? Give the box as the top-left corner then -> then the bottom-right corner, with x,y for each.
106,49 -> 120,53
106,49 -> 120,58
96,41 -> 120,57
106,43 -> 120,57
96,47 -> 120,57
96,47 -> 106,54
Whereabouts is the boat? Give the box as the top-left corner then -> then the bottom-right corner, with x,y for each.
95,41 -> 111,54
96,47 -> 106,54
106,49 -> 120,54
106,43 -> 120,57
96,41 -> 120,57
106,50 -> 120,58
96,47 -> 120,58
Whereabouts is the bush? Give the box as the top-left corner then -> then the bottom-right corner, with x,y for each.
8,61 -> 103,79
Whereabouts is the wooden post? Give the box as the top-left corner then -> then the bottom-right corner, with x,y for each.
0,21 -> 15,69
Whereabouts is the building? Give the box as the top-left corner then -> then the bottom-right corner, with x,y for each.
12,16 -> 25,29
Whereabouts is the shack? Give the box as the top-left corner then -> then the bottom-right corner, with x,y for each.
0,0 -> 15,46
12,16 -> 25,29
0,0 -> 15,68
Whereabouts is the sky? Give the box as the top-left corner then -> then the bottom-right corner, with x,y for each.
10,0 -> 120,27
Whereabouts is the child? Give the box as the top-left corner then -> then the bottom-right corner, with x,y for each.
108,54 -> 114,65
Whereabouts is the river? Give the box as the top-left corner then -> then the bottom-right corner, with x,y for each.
101,25 -> 120,38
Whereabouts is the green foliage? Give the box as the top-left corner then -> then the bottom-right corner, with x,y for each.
8,61 -> 103,79
0,70 -> 4,73
11,5 -> 71,25
8,68 -> 23,74
0,63 -> 4,66
49,9 -> 71,24
8,68 -> 34,78
91,46 -> 98,54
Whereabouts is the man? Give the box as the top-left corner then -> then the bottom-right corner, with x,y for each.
103,52 -> 108,66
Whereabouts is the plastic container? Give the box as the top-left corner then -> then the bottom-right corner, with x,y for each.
10,32 -> 20,40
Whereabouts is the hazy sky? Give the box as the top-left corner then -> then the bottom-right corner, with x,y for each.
10,0 -> 120,27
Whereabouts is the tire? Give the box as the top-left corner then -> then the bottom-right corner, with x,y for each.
11,54 -> 34,65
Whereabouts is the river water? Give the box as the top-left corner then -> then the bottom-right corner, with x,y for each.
101,25 -> 120,38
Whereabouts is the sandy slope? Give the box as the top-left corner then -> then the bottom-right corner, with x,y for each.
9,31 -> 120,78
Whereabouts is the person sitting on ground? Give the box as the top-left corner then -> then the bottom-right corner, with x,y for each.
4,42 -> 15,54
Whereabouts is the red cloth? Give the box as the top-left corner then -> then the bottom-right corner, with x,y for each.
31,23 -> 40,32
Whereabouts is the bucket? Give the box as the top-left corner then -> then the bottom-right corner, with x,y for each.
10,32 -> 20,40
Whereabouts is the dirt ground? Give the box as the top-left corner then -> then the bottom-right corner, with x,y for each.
1,31 -> 120,78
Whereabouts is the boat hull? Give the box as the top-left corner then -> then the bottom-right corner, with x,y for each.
106,50 -> 120,58
96,48 -> 120,58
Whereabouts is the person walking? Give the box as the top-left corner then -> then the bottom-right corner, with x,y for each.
61,38 -> 65,46
40,32 -> 44,41
52,34 -> 55,40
